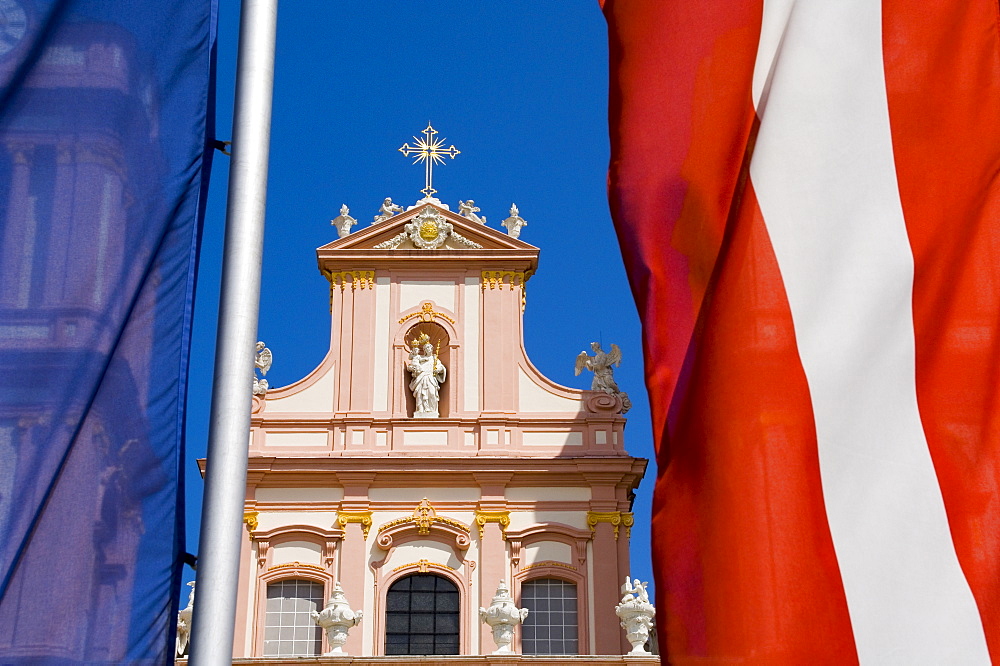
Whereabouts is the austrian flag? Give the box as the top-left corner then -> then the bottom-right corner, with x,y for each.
603,0 -> 1000,663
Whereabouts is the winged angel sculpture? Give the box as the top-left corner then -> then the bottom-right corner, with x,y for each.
575,342 -> 632,413
253,341 -> 271,396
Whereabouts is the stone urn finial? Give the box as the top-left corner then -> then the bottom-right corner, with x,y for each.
311,583 -> 362,655
479,580 -> 529,655
615,576 -> 656,655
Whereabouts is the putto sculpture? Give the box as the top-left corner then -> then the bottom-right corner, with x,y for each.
479,580 -> 529,655
501,203 -> 527,239
374,197 -> 404,224
252,341 -> 272,396
406,332 -> 446,418
458,199 -> 487,224
311,583 -> 363,655
331,204 -> 357,238
575,342 -> 632,413
175,581 -> 195,657
615,576 -> 655,655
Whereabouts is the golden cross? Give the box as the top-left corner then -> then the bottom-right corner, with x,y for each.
398,122 -> 460,198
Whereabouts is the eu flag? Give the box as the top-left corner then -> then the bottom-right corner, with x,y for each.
0,0 -> 215,661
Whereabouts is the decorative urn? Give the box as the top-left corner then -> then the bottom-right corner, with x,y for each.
479,580 -> 529,655
311,583 -> 362,655
615,576 -> 656,655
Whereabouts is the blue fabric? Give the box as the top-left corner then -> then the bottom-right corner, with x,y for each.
0,0 -> 215,662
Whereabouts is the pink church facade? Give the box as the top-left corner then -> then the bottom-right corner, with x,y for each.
223,201 -> 650,661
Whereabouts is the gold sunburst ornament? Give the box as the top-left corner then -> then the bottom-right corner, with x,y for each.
398,122 -> 460,198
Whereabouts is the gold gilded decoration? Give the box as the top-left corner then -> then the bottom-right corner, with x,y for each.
480,270 -> 528,311
336,511 -> 374,539
419,218 -> 440,241
321,270 -> 375,311
398,122 -> 460,198
391,559 -> 454,575
266,561 -> 326,573
243,511 -> 259,541
520,560 -> 578,572
399,301 -> 456,325
587,511 -> 633,540
377,499 -> 471,536
474,510 -> 511,539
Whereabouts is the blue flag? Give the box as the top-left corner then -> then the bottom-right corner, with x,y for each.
0,0 -> 215,661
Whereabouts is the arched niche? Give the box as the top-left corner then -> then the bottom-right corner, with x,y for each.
401,320 -> 451,418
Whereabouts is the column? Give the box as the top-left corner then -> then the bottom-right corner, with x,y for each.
335,472 -> 375,655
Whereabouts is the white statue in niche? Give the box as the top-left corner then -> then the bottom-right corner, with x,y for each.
331,204 -> 357,238
501,203 -> 528,239
458,199 -> 487,224
575,342 -> 632,413
406,332 -> 446,418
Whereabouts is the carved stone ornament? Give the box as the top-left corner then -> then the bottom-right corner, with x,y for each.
615,576 -> 655,656
374,197 -> 404,225
501,203 -> 528,239
574,342 -> 632,414
311,582 -> 363,655
458,199 -> 487,224
252,341 -> 271,396
479,580 -> 529,655
374,207 -> 483,250
175,581 -> 195,657
331,203 -> 357,238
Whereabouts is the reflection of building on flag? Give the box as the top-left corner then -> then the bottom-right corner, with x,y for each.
0,2 -> 214,661
604,0 -> 1000,663
197,195 -> 654,661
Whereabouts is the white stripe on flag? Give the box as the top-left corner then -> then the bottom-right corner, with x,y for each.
749,1 -> 990,663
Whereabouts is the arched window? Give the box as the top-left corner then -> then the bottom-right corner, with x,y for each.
263,579 -> 324,657
520,578 -> 578,655
385,573 -> 460,655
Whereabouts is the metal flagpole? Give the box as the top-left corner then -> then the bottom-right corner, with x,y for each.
188,0 -> 277,662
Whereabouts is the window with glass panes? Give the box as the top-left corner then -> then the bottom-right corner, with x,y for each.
263,579 -> 324,657
520,578 -> 578,654
384,573 -> 460,655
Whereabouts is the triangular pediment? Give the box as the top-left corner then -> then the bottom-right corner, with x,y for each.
318,202 -> 537,253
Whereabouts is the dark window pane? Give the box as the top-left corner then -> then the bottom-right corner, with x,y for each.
384,573 -> 460,655
521,578 -> 579,655
411,591 -> 434,611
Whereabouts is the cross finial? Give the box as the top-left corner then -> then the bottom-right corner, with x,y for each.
398,122 -> 460,198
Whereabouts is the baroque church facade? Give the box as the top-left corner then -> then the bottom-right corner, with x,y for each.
208,195 -> 652,662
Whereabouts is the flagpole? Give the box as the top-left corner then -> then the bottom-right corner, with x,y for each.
188,0 -> 277,662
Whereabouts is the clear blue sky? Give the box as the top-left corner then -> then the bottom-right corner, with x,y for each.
184,0 -> 655,594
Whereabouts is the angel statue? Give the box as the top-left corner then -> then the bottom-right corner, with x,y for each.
331,204 -> 357,238
458,199 -> 487,225
253,341 -> 271,396
406,333 -> 446,418
575,342 -> 632,413
374,197 -> 403,224
501,203 -> 527,239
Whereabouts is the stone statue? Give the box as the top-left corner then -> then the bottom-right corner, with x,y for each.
331,204 -> 357,238
253,341 -> 271,396
615,576 -> 655,655
311,583 -> 362,655
176,581 -> 195,657
479,580 -> 529,655
458,199 -> 487,224
406,333 -> 446,417
374,197 -> 403,224
575,342 -> 631,413
501,203 -> 527,239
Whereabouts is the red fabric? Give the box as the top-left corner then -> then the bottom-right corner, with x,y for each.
604,1 -> 856,661
884,0 -> 1000,660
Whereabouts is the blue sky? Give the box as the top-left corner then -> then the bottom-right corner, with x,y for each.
185,0 -> 655,593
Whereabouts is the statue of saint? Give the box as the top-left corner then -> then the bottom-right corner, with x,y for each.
406,333 -> 446,417
575,342 -> 632,413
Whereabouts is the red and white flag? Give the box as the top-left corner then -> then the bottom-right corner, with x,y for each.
603,0 -> 1000,662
